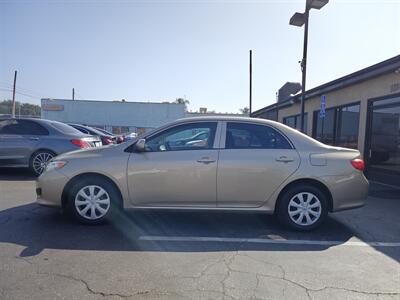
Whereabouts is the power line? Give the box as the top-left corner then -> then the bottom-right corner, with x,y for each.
0,88 -> 42,99
0,81 -> 48,98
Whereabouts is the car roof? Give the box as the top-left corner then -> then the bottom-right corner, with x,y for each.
0,117 -> 58,125
172,116 -> 327,150
175,116 -> 284,127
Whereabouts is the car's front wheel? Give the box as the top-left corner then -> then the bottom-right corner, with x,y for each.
276,184 -> 328,231
68,176 -> 122,224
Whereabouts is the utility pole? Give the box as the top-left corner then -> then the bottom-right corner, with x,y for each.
11,71 -> 17,118
249,50 -> 252,117
72,88 -> 75,100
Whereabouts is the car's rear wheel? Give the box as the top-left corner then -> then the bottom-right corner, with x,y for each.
30,150 -> 55,176
67,176 -> 122,224
276,184 -> 328,231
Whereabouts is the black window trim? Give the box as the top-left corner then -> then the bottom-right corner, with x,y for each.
312,100 -> 361,146
223,121 -> 294,150
283,113 -> 308,131
364,92 -> 400,168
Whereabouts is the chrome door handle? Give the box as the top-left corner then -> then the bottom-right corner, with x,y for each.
276,156 -> 294,163
197,157 -> 216,164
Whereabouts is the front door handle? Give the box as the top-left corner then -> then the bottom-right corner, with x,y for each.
197,157 -> 216,164
28,137 -> 39,141
276,156 -> 294,163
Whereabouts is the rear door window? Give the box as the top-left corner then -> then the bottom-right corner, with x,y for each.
225,122 -> 292,149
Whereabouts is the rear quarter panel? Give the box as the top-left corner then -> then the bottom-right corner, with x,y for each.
265,148 -> 368,212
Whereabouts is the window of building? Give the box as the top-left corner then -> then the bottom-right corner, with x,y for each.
145,122 -> 217,152
256,109 -> 278,121
313,103 -> 360,148
225,122 -> 292,149
283,113 -> 308,133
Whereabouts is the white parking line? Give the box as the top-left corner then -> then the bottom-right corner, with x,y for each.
139,236 -> 400,247
370,180 -> 400,190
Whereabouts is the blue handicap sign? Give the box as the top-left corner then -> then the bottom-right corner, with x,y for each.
320,95 -> 326,118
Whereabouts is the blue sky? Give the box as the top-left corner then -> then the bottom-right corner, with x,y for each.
0,0 -> 399,113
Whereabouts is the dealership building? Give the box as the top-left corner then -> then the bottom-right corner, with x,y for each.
252,55 -> 400,187
41,98 -> 186,135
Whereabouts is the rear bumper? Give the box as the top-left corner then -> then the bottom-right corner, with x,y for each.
322,172 -> 369,212
36,169 -> 68,208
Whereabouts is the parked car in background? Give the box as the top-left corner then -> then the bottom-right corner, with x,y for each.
123,131 -> 138,141
68,124 -> 117,145
37,117 -> 369,230
94,127 -> 125,144
0,118 -> 101,176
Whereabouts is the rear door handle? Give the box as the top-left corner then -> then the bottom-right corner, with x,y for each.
197,157 -> 216,164
276,156 -> 294,163
28,137 -> 39,141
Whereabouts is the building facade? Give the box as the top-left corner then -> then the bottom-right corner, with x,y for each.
252,55 -> 400,187
41,99 -> 186,135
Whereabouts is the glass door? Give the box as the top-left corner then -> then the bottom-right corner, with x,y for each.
366,95 -> 400,186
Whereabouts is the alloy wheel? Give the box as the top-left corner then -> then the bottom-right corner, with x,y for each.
32,152 -> 54,175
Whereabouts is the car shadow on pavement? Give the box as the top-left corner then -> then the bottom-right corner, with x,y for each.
0,168 -> 36,181
0,202 -> 359,258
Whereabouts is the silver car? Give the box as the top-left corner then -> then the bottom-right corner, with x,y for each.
0,118 -> 102,176
36,117 -> 369,230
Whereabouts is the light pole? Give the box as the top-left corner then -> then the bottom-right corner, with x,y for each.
289,0 -> 328,133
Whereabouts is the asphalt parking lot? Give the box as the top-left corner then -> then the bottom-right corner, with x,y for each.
0,168 -> 399,300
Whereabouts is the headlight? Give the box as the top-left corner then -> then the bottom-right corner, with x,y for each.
45,160 -> 68,171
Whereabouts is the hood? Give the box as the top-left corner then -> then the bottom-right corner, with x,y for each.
56,144 -> 119,160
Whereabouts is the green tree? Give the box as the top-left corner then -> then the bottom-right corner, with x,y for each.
239,107 -> 250,115
174,98 -> 190,105
0,100 -> 41,117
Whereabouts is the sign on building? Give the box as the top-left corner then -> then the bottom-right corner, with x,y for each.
319,95 -> 327,118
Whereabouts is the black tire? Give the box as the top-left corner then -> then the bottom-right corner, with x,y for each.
30,150 -> 55,176
276,184 -> 328,231
67,176 -> 122,225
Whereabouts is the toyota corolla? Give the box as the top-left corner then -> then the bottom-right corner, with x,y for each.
36,117 -> 369,231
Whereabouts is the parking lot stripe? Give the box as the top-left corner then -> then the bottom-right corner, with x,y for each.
138,236 -> 400,247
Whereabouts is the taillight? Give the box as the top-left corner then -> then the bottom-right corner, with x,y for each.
71,139 -> 91,148
351,158 -> 365,171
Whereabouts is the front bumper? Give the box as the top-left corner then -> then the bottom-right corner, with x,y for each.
36,169 -> 69,208
322,172 -> 369,212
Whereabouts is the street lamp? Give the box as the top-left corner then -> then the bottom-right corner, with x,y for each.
289,0 -> 328,133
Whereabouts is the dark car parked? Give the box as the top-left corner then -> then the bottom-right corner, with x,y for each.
0,118 -> 102,176
68,124 -> 117,145
94,127 -> 125,144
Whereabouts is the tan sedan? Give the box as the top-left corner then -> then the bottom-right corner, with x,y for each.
36,117 -> 368,230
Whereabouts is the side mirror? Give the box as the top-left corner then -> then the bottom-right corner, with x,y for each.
134,138 -> 146,152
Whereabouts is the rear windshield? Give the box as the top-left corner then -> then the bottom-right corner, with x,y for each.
86,127 -> 108,136
51,121 -> 85,135
96,128 -> 113,135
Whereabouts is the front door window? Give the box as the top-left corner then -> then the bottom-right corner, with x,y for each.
145,122 -> 217,152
